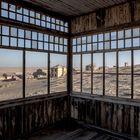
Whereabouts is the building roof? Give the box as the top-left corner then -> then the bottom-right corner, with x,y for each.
51,65 -> 66,69
23,0 -> 127,17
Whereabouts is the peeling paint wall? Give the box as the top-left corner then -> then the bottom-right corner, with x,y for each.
0,95 -> 68,140
71,95 -> 140,139
71,1 -> 140,34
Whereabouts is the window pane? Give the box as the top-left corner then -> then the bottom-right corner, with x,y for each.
98,34 -> 103,42
133,28 -> 140,37
2,26 -> 9,35
17,14 -> 22,22
9,4 -> 16,12
18,39 -> 24,48
32,41 -> 38,49
105,41 -> 110,49
18,29 -> 24,38
26,52 -> 48,97
87,44 -> 91,51
2,2 -> 8,9
98,42 -> 103,50
38,33 -> 43,41
87,36 -> 91,43
104,33 -> 110,41
9,12 -> 16,19
11,27 -> 17,37
25,31 -> 31,39
111,41 -> 116,49
93,53 -> 103,95
0,49 -> 22,101
73,55 -> 81,92
118,40 -> 124,48
25,40 -> 31,48
32,32 -> 37,40
105,52 -> 116,96
82,54 -> 91,93
125,39 -> 131,48
2,36 -> 9,46
1,10 -> 8,17
93,35 -> 97,42
10,37 -> 17,47
134,50 -> 140,99
118,30 -> 124,39
82,36 -> 86,44
50,54 -> 67,93
93,43 -> 97,50
44,43 -> 49,50
118,51 -> 131,98
64,39 -> 67,45
38,41 -> 43,49
77,37 -> 81,45
111,31 -> 116,40
17,7 -> 22,14
125,29 -> 131,38
133,38 -> 140,47
82,44 -> 86,52
77,45 -> 81,52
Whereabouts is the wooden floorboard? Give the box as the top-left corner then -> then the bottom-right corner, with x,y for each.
28,128 -> 124,140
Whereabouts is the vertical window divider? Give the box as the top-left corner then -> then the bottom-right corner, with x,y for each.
116,30 -> 119,97
131,29 -> 134,99
43,33 -> 44,50
48,34 -> 50,94
91,36 -> 93,94
31,31 -> 32,49
103,34 -> 105,96
0,25 -> 1,45
37,32 -> 38,50
23,50 -> 26,98
17,27 -> 18,48
48,52 -> 50,94
81,36 -> 82,93
9,26 -> 11,47
0,0 -> 1,16
67,20 -> 72,95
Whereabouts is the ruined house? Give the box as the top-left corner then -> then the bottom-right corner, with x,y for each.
1,0 -> 140,140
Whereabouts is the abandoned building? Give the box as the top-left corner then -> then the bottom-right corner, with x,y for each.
50,65 -> 67,78
1,0 -> 140,140
86,64 -> 96,71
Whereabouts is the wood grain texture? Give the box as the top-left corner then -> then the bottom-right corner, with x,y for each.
71,96 -> 140,139
0,95 -> 68,140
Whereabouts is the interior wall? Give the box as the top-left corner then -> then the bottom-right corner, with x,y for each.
0,94 -> 68,140
71,94 -> 140,139
71,0 -> 140,34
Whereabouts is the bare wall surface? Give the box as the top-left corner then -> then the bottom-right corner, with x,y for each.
0,94 -> 68,140
71,93 -> 140,139
71,0 -> 140,34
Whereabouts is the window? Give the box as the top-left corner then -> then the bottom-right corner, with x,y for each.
73,55 -> 81,92
72,27 -> 140,100
134,50 -> 140,99
0,49 -> 22,101
105,52 -> 116,96
0,24 -> 67,52
0,1 -> 68,33
26,52 -> 48,97
50,54 -> 67,93
93,53 -> 103,95
118,51 -> 131,98
82,54 -> 91,93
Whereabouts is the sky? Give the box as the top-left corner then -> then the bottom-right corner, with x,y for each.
0,49 -> 66,68
73,51 -> 140,69
1,1 -> 140,69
